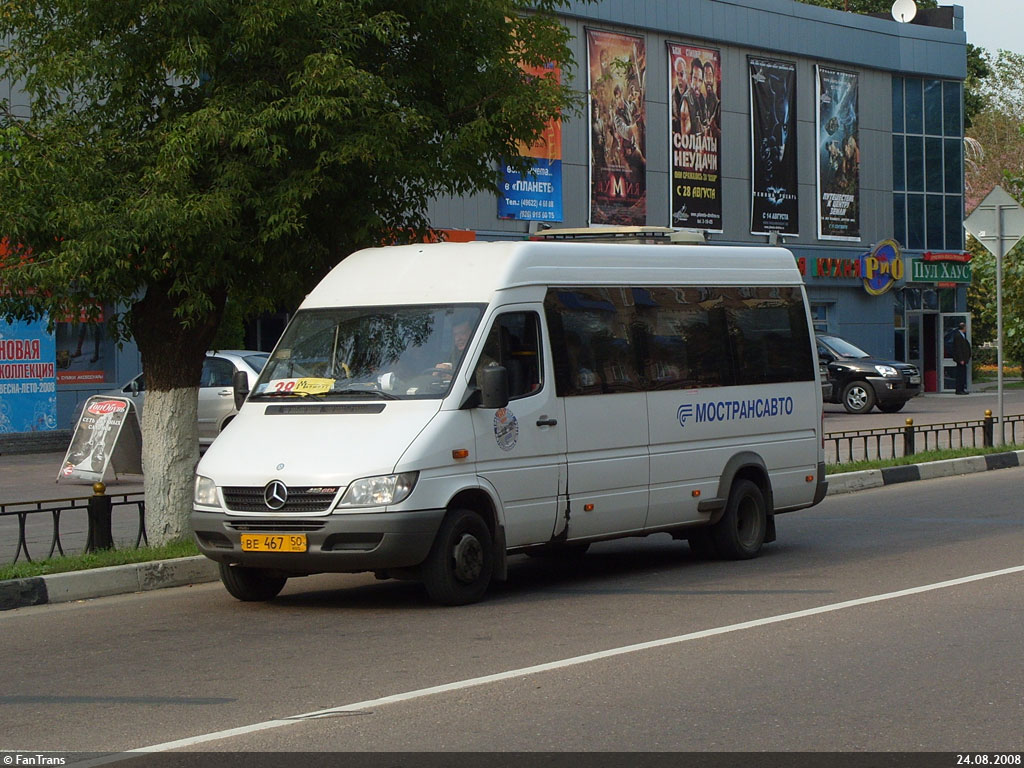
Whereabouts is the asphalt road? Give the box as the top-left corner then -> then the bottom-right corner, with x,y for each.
2,468 -> 1022,756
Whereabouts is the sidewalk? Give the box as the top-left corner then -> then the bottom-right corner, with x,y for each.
0,450 -> 144,505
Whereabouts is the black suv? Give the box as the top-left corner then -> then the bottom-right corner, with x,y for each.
817,334 -> 922,414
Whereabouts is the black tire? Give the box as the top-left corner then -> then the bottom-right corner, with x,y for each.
687,528 -> 719,559
710,479 -> 767,560
841,380 -> 876,414
218,563 -> 287,602
421,509 -> 494,606
877,401 -> 906,413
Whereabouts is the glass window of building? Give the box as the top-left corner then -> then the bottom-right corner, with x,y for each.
892,77 -> 964,251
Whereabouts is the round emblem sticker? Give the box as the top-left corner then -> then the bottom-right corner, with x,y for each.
493,407 -> 519,452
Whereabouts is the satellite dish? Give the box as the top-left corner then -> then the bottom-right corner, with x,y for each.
891,0 -> 918,23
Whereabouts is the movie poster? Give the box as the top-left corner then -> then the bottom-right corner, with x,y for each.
668,43 -> 721,231
816,66 -> 860,241
749,57 -> 798,236
588,29 -> 646,226
498,62 -> 563,223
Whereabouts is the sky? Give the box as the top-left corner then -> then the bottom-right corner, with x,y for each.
958,0 -> 1024,56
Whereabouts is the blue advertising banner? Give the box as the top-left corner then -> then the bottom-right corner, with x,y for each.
498,157 -> 564,222
0,316 -> 58,433
498,62 -> 563,223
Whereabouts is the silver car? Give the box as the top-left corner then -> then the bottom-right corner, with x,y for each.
97,350 -> 268,446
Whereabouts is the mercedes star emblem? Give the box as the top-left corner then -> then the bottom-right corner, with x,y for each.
264,480 -> 289,510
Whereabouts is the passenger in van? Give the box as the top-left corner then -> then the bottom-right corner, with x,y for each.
564,331 -> 600,392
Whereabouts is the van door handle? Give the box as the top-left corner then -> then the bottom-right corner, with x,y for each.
536,417 -> 558,427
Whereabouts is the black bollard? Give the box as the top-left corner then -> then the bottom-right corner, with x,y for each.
85,482 -> 114,552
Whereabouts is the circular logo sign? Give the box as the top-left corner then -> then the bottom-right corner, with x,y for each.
861,239 -> 903,296
493,407 -> 519,452
263,480 -> 289,510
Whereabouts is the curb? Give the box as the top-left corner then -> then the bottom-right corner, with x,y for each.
0,556 -> 219,611
3,449 -> 1024,612
823,449 -> 1024,495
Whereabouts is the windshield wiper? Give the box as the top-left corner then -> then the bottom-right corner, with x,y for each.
331,389 -> 400,401
251,390 -> 327,401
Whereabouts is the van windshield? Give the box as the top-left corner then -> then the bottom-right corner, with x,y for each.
250,305 -> 485,401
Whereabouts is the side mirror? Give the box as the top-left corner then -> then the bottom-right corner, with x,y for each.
479,365 -> 510,410
232,370 -> 250,410
129,378 -> 140,397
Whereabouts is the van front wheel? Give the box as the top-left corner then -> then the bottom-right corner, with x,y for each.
422,509 -> 494,605
218,563 -> 287,601
711,479 -> 767,559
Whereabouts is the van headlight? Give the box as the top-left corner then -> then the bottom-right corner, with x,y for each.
874,365 -> 900,377
194,475 -> 221,507
338,472 -> 418,508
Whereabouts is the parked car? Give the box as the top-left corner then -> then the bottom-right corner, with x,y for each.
817,334 -> 921,414
819,359 -> 833,402
79,350 -> 269,445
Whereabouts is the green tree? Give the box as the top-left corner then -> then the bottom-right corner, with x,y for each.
794,0 -> 935,13
965,51 -> 1024,367
0,0 -> 581,543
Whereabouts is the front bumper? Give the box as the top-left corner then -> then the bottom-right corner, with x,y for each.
191,507 -> 447,574
866,376 -> 922,404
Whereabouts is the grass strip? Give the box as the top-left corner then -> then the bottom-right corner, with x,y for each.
827,443 -> 1022,474
0,539 -> 199,581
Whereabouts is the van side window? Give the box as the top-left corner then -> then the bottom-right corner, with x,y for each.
472,312 -> 543,399
544,288 -> 643,396
726,287 -> 814,384
548,285 -> 814,395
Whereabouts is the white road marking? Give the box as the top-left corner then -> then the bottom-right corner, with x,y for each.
80,564 -> 1024,761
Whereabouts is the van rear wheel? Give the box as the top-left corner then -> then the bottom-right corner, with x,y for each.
710,479 -> 767,559
421,508 -> 494,606
218,563 -> 287,601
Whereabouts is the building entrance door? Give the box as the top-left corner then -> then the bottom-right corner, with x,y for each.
906,311 -> 939,392
940,313 -> 971,393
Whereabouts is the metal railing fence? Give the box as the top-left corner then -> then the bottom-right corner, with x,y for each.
825,412 -> 1024,465
1,492 -> 146,566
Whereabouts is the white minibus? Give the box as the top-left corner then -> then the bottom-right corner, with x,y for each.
192,241 -> 827,604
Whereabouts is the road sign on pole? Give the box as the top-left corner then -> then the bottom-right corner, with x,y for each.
964,185 -> 1024,444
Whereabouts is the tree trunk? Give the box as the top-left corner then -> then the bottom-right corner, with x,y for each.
130,280 -> 224,545
141,388 -> 199,543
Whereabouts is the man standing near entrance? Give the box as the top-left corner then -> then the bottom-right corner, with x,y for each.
953,321 -> 971,395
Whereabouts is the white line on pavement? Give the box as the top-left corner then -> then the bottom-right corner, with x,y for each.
78,563 -> 1024,762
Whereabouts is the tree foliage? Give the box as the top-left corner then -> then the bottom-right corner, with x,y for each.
794,0 -> 936,13
965,51 -> 1024,364
0,0 -> 579,338
0,0 -> 583,542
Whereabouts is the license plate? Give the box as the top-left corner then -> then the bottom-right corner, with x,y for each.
240,534 -> 307,553
909,375 -> 921,384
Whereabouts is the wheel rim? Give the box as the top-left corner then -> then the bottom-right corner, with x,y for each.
846,385 -> 868,410
452,532 -> 484,584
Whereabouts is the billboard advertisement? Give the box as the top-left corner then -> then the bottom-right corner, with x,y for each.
750,57 -> 798,236
588,29 -> 647,226
498,62 -> 563,223
669,43 -> 721,231
816,66 -> 860,241
0,316 -> 57,433
59,396 -> 142,483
